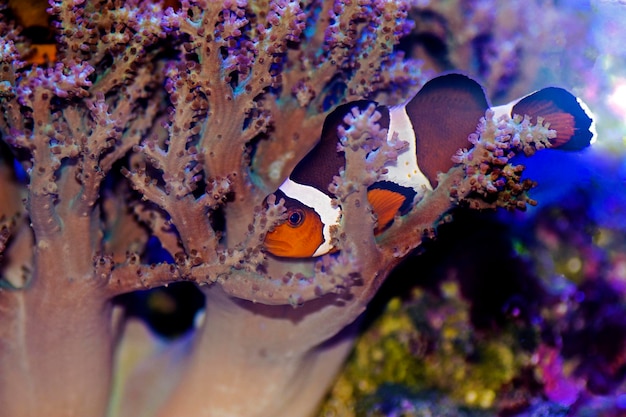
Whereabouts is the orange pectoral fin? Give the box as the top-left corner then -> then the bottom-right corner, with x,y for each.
367,188 -> 406,234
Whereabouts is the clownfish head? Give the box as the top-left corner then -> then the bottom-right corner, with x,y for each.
264,182 -> 341,258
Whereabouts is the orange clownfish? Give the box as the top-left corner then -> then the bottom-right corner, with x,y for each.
264,73 -> 596,258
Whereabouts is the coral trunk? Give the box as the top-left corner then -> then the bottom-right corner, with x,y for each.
117,286 -> 359,417
0,269 -> 115,417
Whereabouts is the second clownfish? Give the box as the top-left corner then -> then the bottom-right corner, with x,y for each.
264,73 -> 596,258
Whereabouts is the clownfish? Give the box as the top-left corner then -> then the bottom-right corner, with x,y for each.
264,73 -> 596,258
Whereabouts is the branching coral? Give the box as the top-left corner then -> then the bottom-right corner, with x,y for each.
0,0 -> 166,415
0,1 -> 588,417
450,110 -> 556,211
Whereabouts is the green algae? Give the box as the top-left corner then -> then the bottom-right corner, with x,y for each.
319,282 -> 533,416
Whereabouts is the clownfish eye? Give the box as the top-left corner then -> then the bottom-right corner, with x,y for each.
287,209 -> 305,227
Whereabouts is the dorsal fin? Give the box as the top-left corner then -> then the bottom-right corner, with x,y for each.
290,100 -> 390,195
511,87 -> 595,150
405,73 -> 489,187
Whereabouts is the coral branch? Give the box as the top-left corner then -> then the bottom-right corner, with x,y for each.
344,0 -> 413,99
105,255 -> 182,296
450,110 -> 556,210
